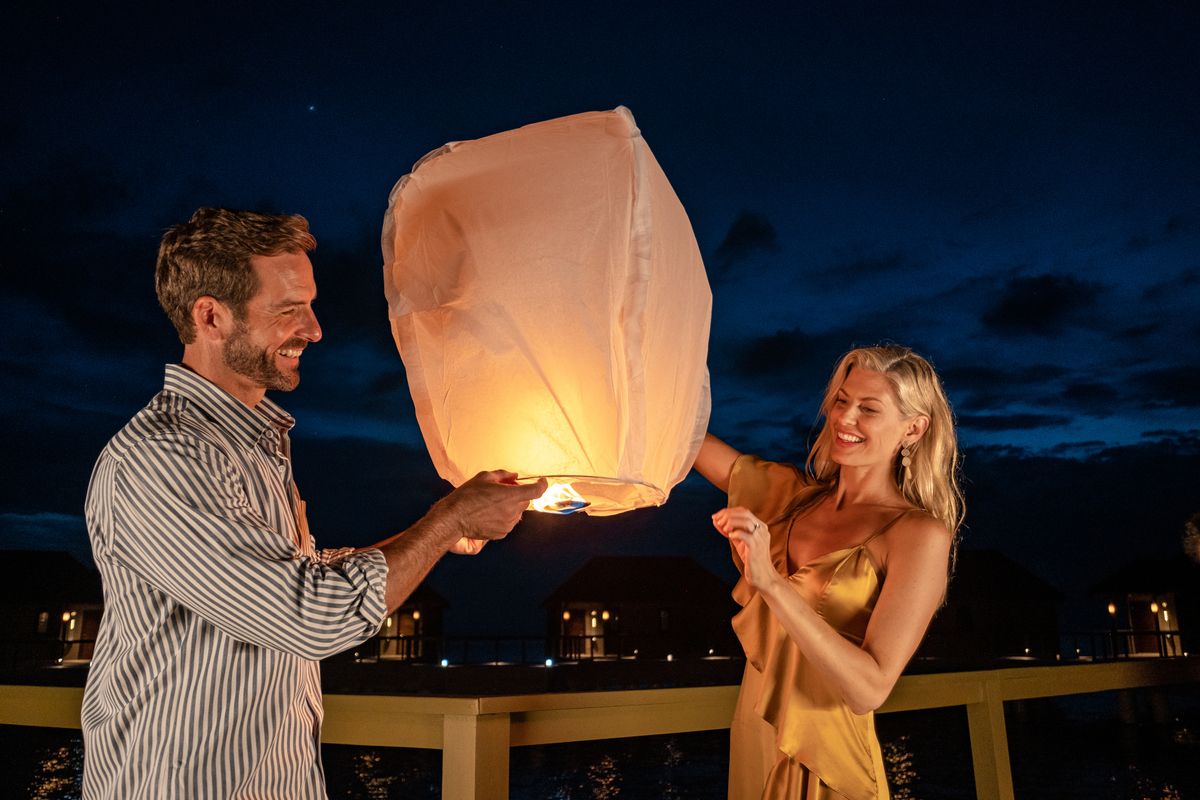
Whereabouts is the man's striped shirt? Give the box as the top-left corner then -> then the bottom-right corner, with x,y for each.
82,364 -> 388,799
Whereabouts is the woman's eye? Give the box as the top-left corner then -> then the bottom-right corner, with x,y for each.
833,398 -> 846,406
862,407 -> 879,415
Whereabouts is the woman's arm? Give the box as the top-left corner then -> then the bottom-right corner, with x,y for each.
693,433 -> 742,494
714,506 -> 951,714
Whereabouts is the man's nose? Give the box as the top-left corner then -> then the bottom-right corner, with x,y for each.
301,308 -> 322,342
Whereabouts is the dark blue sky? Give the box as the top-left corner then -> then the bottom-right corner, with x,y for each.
2,3 -> 1198,635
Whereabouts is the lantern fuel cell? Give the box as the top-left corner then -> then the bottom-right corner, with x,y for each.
531,482 -> 590,515
382,107 -> 712,515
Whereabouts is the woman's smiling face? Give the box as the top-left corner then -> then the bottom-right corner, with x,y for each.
827,366 -> 913,469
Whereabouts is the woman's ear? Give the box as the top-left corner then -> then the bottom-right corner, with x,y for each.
907,415 -> 930,444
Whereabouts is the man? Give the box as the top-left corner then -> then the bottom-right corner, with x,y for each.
81,207 -> 545,798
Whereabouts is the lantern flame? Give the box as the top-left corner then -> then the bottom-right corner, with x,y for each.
530,482 -> 590,514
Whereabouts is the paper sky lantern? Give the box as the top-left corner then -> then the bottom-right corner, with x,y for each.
382,107 -> 711,515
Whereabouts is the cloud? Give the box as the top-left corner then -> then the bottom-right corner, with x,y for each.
1059,381 -> 1120,416
981,274 -> 1104,336
712,211 -> 779,274
1127,215 -> 1196,252
956,412 -> 1072,431
800,250 -> 919,291
1131,368 -> 1200,409
1141,268 -> 1200,304
1,159 -> 133,240
940,363 -> 1069,411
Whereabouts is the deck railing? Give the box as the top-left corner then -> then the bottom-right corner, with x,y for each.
2,657 -> 1198,800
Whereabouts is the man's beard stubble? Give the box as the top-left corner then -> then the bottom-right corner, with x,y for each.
222,323 -> 301,393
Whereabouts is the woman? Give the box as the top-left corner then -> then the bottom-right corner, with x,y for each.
694,345 -> 963,800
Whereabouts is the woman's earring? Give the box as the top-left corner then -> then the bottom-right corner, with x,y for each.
900,443 -> 913,482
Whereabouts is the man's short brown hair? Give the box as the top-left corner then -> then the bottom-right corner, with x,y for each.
156,207 -> 317,344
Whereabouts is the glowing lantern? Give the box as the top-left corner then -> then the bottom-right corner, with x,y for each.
382,107 -> 711,515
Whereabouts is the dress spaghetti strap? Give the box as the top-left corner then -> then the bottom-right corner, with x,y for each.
857,508 -> 914,549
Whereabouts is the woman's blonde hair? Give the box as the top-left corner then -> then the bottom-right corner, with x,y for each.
805,345 -> 965,539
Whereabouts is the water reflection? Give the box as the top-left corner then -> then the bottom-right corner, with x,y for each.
881,734 -> 917,800
585,754 -> 621,798
29,741 -> 83,800
1125,765 -> 1182,800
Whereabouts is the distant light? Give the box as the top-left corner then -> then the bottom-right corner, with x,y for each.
708,648 -> 714,655
1107,603 -> 1117,616
412,610 -> 421,621
1024,648 -> 1030,655
591,617 -> 597,629
1075,648 -> 1081,655
601,610 -> 610,621
1151,602 -> 1160,614
1163,610 -> 1170,622
562,610 -> 571,621
440,658 -> 449,667
62,612 -> 71,622
307,104 -> 316,112
545,658 -> 554,667
666,653 -> 674,662
633,649 -> 638,656
385,617 -> 392,628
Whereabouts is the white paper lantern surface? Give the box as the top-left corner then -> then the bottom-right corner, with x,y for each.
382,107 -> 711,515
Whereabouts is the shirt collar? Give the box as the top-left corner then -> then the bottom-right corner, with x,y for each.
162,364 -> 295,447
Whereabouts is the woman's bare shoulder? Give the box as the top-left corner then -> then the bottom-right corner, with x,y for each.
881,509 -> 953,560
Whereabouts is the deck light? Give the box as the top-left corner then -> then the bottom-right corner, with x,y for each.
440,658 -> 449,667
545,658 -> 554,667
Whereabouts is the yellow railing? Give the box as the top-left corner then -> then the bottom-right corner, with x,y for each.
3,658 -> 1198,800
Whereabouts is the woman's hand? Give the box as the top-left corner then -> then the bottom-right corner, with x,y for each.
713,507 -> 781,593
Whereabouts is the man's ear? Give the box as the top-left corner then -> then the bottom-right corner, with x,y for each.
191,296 -> 235,342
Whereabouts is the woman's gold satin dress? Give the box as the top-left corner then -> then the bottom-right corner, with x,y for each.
728,455 -> 903,800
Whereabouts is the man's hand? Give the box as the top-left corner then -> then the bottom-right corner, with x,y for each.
449,537 -> 488,556
435,470 -> 548,543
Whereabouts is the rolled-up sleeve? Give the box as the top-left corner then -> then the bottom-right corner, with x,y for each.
108,432 -> 388,661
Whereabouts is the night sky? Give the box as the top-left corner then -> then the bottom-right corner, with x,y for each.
3,3 -> 1198,637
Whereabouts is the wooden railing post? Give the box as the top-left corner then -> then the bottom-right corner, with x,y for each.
966,682 -> 1015,800
442,711 -> 511,800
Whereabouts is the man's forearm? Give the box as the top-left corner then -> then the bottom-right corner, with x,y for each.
372,510 -> 463,612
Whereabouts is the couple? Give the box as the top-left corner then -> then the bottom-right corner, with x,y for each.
83,207 -> 961,799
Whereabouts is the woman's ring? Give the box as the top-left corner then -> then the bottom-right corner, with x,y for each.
751,522 -> 759,533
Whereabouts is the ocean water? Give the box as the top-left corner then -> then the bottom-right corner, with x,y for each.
11,688 -> 1200,799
